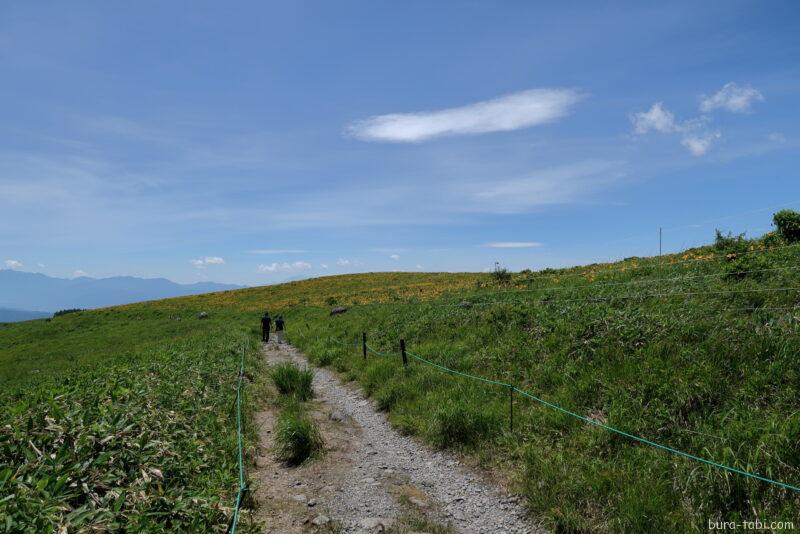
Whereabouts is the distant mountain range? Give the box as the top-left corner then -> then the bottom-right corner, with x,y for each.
0,308 -> 53,323
0,270 -> 244,317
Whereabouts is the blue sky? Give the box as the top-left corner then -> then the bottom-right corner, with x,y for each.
1,1 -> 798,285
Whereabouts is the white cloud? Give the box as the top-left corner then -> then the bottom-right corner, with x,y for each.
191,256 -> 225,268
416,264 -> 423,270
486,242 -> 542,249
347,88 -> 584,142
700,83 -> 763,113
681,131 -> 722,156
390,254 -> 400,260
72,270 -> 88,278
336,258 -> 351,266
37,263 -> 45,268
632,103 -> 721,156
247,249 -> 306,254
4,259 -> 23,269
321,263 -> 329,269
631,102 -> 676,134
257,261 -> 312,273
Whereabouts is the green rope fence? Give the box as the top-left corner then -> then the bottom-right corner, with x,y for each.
348,337 -> 800,493
229,337 -> 250,534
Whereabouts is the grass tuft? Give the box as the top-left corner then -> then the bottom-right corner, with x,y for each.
430,399 -> 501,449
270,362 -> 314,401
274,405 -> 323,465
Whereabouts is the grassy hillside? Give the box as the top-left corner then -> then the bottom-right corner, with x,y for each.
2,231 -> 800,531
0,308 -> 266,532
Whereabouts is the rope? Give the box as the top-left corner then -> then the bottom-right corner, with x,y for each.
396,345 -> 800,492
406,350 -> 512,388
365,343 -> 395,357
229,338 -> 249,534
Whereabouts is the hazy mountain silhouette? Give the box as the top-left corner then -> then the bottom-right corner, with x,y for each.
0,270 -> 243,313
0,308 -> 52,323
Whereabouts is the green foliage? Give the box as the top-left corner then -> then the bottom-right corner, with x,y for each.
273,404 -> 323,466
4,218 -> 800,531
53,308 -> 84,317
0,326 -> 262,532
714,229 -> 748,253
430,398 -> 502,449
492,268 -> 512,284
773,209 -> 800,242
725,252 -> 773,280
270,362 -> 314,401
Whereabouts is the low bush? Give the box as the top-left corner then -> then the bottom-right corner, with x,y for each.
274,406 -> 323,465
492,268 -> 513,284
270,362 -> 314,401
714,229 -> 748,253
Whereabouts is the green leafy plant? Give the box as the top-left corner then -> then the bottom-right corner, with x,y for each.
273,405 -> 323,465
270,362 -> 314,401
430,400 -> 501,449
773,209 -> 800,242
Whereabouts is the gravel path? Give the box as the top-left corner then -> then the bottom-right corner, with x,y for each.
270,341 -> 539,534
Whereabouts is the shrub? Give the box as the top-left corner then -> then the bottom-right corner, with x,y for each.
325,296 -> 337,306
492,268 -> 512,284
274,407 -> 323,465
714,229 -> 748,253
761,230 -> 785,248
773,209 -> 800,243
430,400 -> 501,449
53,308 -> 84,317
270,362 -> 314,401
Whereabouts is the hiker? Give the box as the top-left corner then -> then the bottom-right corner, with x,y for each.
275,315 -> 285,344
261,312 -> 271,343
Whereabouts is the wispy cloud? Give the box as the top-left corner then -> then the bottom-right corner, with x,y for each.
247,249 -> 307,254
72,270 -> 88,278
681,131 -> 722,156
336,258 -> 351,266
632,103 -> 720,156
631,103 -> 675,134
468,160 -> 627,213
485,242 -> 542,248
257,261 -> 312,272
4,259 -> 23,269
390,254 -> 400,260
347,88 -> 584,142
191,256 -> 225,268
632,83 -> 762,157
700,83 -> 763,113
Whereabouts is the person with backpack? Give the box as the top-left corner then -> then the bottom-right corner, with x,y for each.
261,312 -> 271,343
275,315 -> 285,344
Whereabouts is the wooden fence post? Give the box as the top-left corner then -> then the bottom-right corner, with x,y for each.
400,339 -> 407,367
362,332 -> 367,360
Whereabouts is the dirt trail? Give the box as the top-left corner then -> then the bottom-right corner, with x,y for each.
251,340 -> 538,534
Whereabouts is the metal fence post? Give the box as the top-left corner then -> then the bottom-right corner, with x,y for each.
509,385 -> 514,432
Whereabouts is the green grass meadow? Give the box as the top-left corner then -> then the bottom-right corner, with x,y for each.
2,227 -> 800,531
